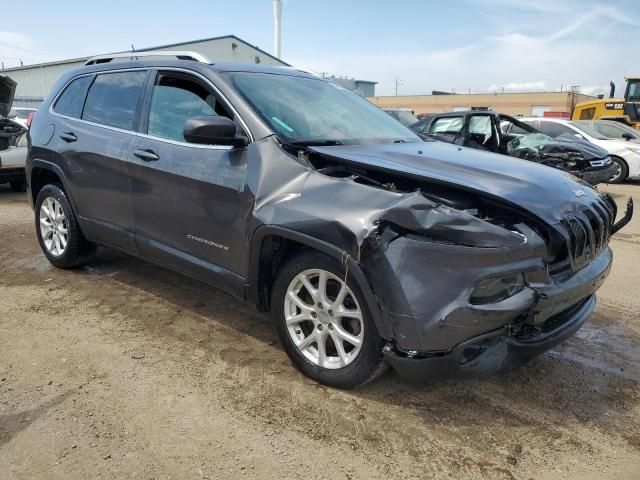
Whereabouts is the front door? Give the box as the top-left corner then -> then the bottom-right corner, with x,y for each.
465,114 -> 500,153
128,70 -> 251,291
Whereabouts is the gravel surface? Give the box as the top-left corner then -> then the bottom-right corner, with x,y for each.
1,181 -> 639,479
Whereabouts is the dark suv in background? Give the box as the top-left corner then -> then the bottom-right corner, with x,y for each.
27,52 -> 631,388
410,110 -> 614,185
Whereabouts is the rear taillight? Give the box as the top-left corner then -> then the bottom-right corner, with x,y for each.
26,111 -> 35,129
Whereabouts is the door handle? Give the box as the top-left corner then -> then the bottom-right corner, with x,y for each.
133,149 -> 159,162
59,132 -> 77,143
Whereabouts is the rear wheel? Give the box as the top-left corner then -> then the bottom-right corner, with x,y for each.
35,184 -> 95,268
608,156 -> 628,184
271,251 -> 386,389
9,180 -> 26,192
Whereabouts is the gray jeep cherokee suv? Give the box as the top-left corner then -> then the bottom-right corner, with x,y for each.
27,52 -> 632,388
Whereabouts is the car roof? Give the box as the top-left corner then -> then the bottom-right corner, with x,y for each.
74,59 -> 320,80
430,110 -> 496,117
208,61 -> 318,77
519,117 -> 571,124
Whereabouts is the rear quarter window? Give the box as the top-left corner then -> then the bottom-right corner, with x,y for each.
82,71 -> 147,130
53,76 -> 93,118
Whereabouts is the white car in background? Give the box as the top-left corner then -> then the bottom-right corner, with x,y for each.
8,107 -> 37,129
583,120 -> 640,143
520,117 -> 640,183
1,75 -> 28,191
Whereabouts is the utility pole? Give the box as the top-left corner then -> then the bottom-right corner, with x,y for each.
273,0 -> 282,58
395,77 -> 403,96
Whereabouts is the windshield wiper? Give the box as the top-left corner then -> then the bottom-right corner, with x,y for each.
287,139 -> 343,147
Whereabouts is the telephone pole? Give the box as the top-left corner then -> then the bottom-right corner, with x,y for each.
395,77 -> 403,96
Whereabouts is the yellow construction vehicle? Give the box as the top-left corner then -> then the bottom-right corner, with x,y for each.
572,78 -> 640,129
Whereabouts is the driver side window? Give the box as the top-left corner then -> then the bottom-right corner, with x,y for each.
468,115 -> 491,135
148,73 -> 233,142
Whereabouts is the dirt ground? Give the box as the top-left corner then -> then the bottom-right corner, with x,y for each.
1,181 -> 639,480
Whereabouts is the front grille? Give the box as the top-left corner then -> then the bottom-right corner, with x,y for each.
559,199 -> 614,271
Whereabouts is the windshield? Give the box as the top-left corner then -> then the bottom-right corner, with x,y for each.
627,80 -> 640,102
593,121 -> 640,140
229,72 -> 420,145
569,121 -> 608,139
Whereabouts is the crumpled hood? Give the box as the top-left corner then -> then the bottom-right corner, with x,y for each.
547,134 -> 610,160
0,75 -> 17,118
309,140 -> 607,225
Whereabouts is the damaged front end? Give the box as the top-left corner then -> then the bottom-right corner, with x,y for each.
506,133 -> 614,185
254,138 -> 629,381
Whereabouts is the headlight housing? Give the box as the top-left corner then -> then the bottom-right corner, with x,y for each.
470,273 -> 525,305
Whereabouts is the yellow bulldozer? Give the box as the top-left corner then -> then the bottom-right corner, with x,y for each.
572,78 -> 640,129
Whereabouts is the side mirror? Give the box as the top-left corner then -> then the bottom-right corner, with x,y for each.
183,116 -> 247,147
622,132 -> 633,141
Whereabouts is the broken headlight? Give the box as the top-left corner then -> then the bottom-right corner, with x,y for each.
470,273 -> 525,305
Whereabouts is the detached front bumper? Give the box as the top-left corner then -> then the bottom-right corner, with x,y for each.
579,163 -> 616,185
364,230 -> 612,382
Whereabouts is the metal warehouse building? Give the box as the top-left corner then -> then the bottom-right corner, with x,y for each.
2,35 -> 287,107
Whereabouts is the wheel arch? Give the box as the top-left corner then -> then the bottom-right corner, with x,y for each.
29,160 -> 78,212
248,225 -> 391,339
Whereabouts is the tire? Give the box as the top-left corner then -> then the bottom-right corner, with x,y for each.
271,250 -> 386,389
35,184 -> 95,268
9,180 -> 26,192
608,156 -> 628,184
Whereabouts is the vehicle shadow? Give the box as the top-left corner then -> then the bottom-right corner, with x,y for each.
78,247 -> 639,431
0,183 -> 27,200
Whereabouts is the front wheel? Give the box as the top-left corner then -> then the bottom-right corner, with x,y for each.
271,251 -> 386,389
608,157 -> 628,184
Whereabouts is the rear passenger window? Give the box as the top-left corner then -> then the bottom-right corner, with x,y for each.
430,117 -> 463,134
82,71 -> 147,130
53,76 -> 93,118
147,73 -> 231,142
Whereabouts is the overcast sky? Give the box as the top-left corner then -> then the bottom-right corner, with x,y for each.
1,0 -> 637,96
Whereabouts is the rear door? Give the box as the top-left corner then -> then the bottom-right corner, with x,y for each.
51,69 -> 148,251
128,69 -> 251,291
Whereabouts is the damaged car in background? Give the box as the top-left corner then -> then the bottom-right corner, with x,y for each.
410,110 -> 615,185
27,54 -> 633,388
1,75 -> 28,191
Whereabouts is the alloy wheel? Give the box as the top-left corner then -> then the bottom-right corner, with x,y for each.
39,197 -> 68,257
609,162 -> 622,183
284,268 -> 364,369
